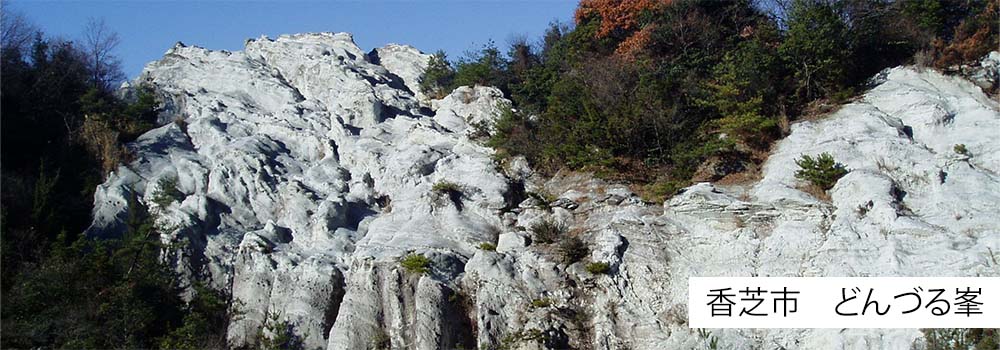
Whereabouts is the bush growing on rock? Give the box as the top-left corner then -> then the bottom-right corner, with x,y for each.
370,328 -> 391,350
486,104 -> 538,160
558,236 -> 589,264
152,176 -> 185,208
954,144 -> 970,156
499,328 -> 548,349
255,312 -> 305,350
585,262 -> 611,274
477,242 -> 497,251
794,153 -> 848,191
529,298 -> 552,309
400,254 -> 432,274
528,191 -> 558,204
523,190 -> 558,211
79,115 -> 126,176
432,180 -> 464,208
529,220 -> 564,244
432,181 -> 463,195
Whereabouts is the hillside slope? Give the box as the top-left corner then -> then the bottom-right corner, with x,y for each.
88,33 -> 999,349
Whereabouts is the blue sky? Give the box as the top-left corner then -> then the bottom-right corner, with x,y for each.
8,0 -> 577,79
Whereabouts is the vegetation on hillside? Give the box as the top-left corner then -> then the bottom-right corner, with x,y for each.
422,0 -> 996,199
1,12 -> 230,349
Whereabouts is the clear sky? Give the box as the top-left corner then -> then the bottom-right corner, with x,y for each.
8,0 -> 578,79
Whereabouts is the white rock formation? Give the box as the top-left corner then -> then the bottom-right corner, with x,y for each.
88,33 -> 999,350
369,44 -> 432,101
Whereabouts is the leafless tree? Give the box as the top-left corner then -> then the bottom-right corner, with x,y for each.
82,17 -> 124,92
1,7 -> 38,56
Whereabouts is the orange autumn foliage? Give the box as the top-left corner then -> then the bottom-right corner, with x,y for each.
933,0 -> 999,68
614,24 -> 656,58
575,0 -> 672,38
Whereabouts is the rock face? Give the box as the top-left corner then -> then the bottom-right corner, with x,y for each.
89,33 -> 999,350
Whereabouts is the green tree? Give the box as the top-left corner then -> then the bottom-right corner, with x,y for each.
419,50 -> 454,99
158,283 -> 232,349
699,26 -> 782,150
779,0 -> 851,102
452,40 -> 509,93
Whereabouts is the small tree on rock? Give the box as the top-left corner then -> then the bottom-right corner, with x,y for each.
794,152 -> 848,191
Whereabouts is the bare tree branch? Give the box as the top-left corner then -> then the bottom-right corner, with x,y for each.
1,8 -> 38,56
82,17 -> 124,91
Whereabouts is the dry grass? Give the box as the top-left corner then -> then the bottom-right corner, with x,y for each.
79,116 -> 125,176
799,183 -> 832,202
716,165 -> 763,186
530,220 -> 565,244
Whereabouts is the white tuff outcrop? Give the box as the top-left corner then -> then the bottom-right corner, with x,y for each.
89,32 -> 999,350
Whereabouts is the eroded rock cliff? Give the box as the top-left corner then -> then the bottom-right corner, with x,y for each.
89,33 -> 999,349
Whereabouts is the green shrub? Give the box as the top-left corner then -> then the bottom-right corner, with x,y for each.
432,181 -> 463,195
585,262 -> 611,274
370,328 -> 391,350
714,111 -> 778,149
151,176 -> 184,208
468,119 -> 492,140
901,0 -> 948,36
528,191 -> 557,204
499,328 -> 548,349
432,181 -> 464,207
255,312 -> 304,350
120,85 -> 159,139
558,236 -> 589,264
525,190 -> 557,210
954,144 -> 970,156
477,242 -> 496,251
794,153 -> 849,191
529,220 -> 563,244
529,298 -> 552,309
638,180 -> 688,203
400,254 -> 432,274
158,283 -> 231,349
